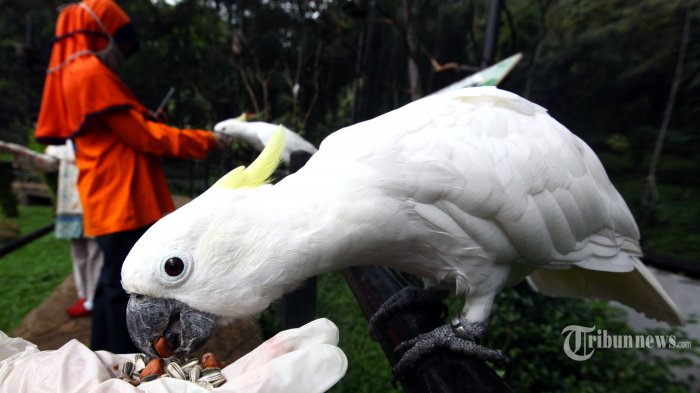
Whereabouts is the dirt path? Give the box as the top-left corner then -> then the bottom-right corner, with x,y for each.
10,273 -> 262,362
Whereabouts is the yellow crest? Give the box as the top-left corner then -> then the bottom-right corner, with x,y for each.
214,127 -> 286,190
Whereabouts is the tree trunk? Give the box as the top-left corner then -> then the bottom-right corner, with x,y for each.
523,0 -> 552,99
402,0 -> 422,100
643,7 -> 692,206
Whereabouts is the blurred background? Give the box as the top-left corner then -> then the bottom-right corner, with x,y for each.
1,0 -> 698,392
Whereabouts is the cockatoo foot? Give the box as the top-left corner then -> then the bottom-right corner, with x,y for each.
391,322 -> 510,383
368,286 -> 448,340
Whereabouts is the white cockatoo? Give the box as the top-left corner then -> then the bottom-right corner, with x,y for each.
213,113 -> 318,164
122,87 -> 683,373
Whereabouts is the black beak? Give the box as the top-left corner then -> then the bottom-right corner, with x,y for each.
126,294 -> 217,358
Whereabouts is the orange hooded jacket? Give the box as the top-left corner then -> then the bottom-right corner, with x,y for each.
35,0 -> 216,237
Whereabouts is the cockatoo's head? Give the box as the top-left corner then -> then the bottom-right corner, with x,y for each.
213,112 -> 257,134
122,128 -> 286,357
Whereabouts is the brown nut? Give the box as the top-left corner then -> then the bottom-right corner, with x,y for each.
140,358 -> 164,378
154,336 -> 174,358
201,352 -> 226,369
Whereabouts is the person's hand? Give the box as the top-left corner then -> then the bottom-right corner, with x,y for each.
212,131 -> 234,151
146,109 -> 169,123
218,318 -> 347,392
0,318 -> 347,393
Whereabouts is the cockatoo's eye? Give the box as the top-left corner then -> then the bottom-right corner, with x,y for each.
158,252 -> 192,286
164,257 -> 184,276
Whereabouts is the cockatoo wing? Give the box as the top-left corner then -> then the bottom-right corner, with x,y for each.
314,87 -> 636,269
301,87 -> 681,324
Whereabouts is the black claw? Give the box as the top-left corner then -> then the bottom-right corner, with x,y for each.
497,354 -> 513,380
390,323 -> 510,381
368,286 -> 448,340
390,373 -> 401,388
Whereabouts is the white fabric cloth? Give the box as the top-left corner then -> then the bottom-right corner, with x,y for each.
45,140 -> 82,216
70,238 -> 103,303
0,318 -> 347,393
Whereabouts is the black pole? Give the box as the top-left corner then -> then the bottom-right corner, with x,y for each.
0,162 -> 19,217
280,150 -> 318,329
342,266 -> 514,393
482,0 -> 502,68
0,223 -> 54,259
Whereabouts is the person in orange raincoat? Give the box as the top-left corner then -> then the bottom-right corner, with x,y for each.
35,0 -> 229,353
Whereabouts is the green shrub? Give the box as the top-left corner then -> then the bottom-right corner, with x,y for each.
488,286 -> 698,392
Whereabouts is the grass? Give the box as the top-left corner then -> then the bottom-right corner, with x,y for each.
316,273 -> 399,393
0,204 -> 72,333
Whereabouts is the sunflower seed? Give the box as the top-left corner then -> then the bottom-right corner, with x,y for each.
134,354 -> 147,371
189,365 -> 202,382
196,380 -> 214,389
121,361 -> 134,378
113,351 -> 227,388
197,369 -> 226,386
182,358 -> 200,370
211,378 -> 226,388
166,362 -> 186,379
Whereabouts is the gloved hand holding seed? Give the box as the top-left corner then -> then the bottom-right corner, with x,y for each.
0,318 -> 347,393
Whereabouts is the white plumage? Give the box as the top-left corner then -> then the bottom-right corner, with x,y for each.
122,87 -> 683,359
214,117 -> 317,164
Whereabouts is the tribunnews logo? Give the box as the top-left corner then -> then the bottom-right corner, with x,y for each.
561,325 -> 693,361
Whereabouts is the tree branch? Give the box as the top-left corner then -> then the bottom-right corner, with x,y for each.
301,39 -> 323,130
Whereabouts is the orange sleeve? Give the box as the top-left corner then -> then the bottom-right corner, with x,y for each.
102,109 -> 216,159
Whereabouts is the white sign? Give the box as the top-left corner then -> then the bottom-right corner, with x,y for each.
433,53 -> 523,95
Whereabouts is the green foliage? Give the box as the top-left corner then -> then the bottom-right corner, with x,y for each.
487,286 -> 698,392
0,0 -> 62,144
639,186 -> 700,260
502,0 -> 700,144
0,205 -> 72,332
605,134 -> 632,152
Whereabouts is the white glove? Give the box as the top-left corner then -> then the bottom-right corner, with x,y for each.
0,318 -> 347,393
